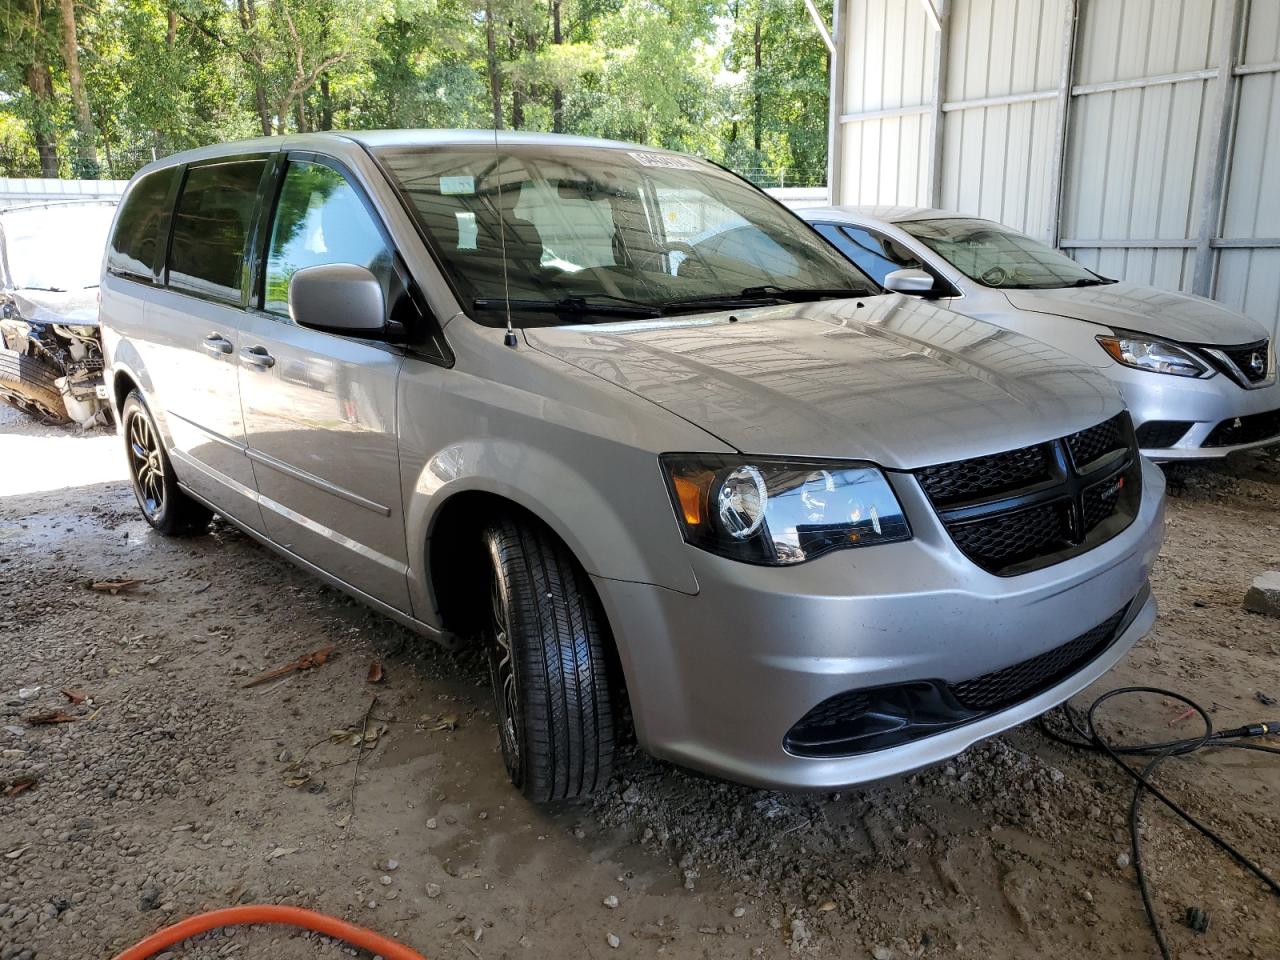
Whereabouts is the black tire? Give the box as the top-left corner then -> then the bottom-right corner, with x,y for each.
483,516 -> 616,802
121,390 -> 212,536
0,348 -> 69,423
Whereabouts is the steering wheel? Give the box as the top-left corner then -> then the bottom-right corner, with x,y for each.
664,240 -> 714,278
980,265 -> 1009,287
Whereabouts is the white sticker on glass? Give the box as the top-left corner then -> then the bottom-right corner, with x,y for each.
440,175 -> 476,195
628,152 -> 700,170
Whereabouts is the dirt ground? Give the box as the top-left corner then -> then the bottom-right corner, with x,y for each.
2,402 -> 1279,960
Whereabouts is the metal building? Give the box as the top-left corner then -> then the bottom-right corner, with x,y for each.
826,0 -> 1280,339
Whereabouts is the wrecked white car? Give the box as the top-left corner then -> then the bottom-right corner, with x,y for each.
0,199 -> 116,426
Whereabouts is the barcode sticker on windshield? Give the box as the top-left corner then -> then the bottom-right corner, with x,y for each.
628,152 -> 700,170
440,175 -> 476,195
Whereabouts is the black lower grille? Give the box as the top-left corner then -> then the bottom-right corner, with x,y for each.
1202,408 -> 1280,448
913,413 -> 1142,576
1135,420 -> 1193,449
783,593 -> 1142,758
950,605 -> 1129,711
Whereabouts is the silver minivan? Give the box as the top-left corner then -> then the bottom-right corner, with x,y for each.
99,131 -> 1165,800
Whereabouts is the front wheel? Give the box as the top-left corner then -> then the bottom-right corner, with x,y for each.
121,390 -> 212,536
483,517 -> 616,802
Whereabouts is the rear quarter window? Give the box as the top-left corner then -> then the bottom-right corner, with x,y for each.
107,167 -> 176,281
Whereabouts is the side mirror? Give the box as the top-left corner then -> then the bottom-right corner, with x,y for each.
883,268 -> 937,295
289,263 -> 386,335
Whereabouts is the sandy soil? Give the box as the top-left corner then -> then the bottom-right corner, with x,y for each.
1,401 -> 1278,960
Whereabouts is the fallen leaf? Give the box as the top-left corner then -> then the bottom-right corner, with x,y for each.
89,579 -> 145,594
329,723 -> 386,749
2,779 -> 36,798
268,846 -> 298,860
428,713 -> 459,732
242,645 -> 337,689
367,660 -> 384,684
60,689 -> 87,705
818,901 -> 836,913
26,710 -> 78,726
4,846 -> 30,859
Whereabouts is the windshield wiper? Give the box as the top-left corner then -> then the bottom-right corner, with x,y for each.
15,285 -> 66,293
473,296 -> 661,318
739,284 -> 874,301
659,285 -> 870,314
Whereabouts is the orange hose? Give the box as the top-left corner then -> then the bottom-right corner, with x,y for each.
111,904 -> 429,960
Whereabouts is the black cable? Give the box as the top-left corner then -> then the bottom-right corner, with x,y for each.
1037,686 -> 1280,960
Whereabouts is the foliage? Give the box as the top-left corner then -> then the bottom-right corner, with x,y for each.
0,0 -> 829,183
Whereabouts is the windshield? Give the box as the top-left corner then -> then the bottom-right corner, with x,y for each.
1,203 -> 116,292
899,217 -> 1109,290
378,144 -> 877,325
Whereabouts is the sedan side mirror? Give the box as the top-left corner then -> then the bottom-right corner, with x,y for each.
289,263 -> 386,336
883,268 -> 937,295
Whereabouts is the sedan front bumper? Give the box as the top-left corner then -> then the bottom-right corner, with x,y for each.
594,459 -> 1165,790
1116,365 -> 1280,459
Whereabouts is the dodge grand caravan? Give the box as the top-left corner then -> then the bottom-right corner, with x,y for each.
99,131 -> 1165,801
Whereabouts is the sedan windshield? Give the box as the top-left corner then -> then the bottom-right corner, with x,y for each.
1,203 -> 116,292
899,217 -> 1110,290
378,144 -> 877,325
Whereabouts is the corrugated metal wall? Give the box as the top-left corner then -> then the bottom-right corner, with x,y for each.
829,0 -> 1280,340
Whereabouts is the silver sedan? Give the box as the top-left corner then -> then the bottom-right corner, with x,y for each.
800,206 -> 1280,460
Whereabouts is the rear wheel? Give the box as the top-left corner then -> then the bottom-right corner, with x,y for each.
483,516 -> 616,802
0,348 -> 69,423
121,390 -> 212,536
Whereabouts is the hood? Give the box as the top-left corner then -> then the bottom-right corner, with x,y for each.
10,288 -> 99,326
1001,281 -> 1266,345
524,295 -> 1121,470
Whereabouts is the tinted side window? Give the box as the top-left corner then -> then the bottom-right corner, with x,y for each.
108,167 -> 176,281
167,160 -> 267,304
263,161 -> 394,318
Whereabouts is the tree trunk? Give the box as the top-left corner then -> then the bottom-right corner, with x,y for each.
166,7 -> 177,48
294,96 -> 307,133
58,0 -> 99,173
319,74 -> 334,130
23,62 -> 59,178
552,0 -> 563,133
238,0 -> 273,136
753,18 -> 762,153
485,1 -> 503,129
509,23 -> 523,129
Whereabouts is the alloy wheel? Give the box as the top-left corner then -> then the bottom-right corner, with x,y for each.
487,569 -> 522,781
127,410 -> 165,519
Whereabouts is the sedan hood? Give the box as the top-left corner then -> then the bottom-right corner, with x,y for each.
11,288 -> 99,326
524,295 -> 1121,470
1002,281 -> 1265,345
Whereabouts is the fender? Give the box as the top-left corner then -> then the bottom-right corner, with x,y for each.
403,437 -> 701,628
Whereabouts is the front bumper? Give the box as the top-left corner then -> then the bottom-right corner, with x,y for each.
595,459 -> 1165,790
1116,366 -> 1280,459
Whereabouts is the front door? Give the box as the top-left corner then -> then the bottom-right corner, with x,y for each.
237,156 -> 411,611
146,158 -> 270,528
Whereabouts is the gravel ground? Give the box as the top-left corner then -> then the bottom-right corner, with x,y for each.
2,401 -> 1279,960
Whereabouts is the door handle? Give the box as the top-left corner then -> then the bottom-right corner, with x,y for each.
201,334 -> 233,356
240,345 -> 276,369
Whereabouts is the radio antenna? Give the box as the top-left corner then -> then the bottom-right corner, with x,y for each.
493,124 -> 517,348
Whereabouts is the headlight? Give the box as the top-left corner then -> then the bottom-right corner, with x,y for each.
660,454 -> 911,565
1096,333 -> 1211,378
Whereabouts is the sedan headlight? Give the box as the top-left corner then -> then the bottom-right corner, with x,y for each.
1096,333 -> 1211,378
660,454 -> 911,565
